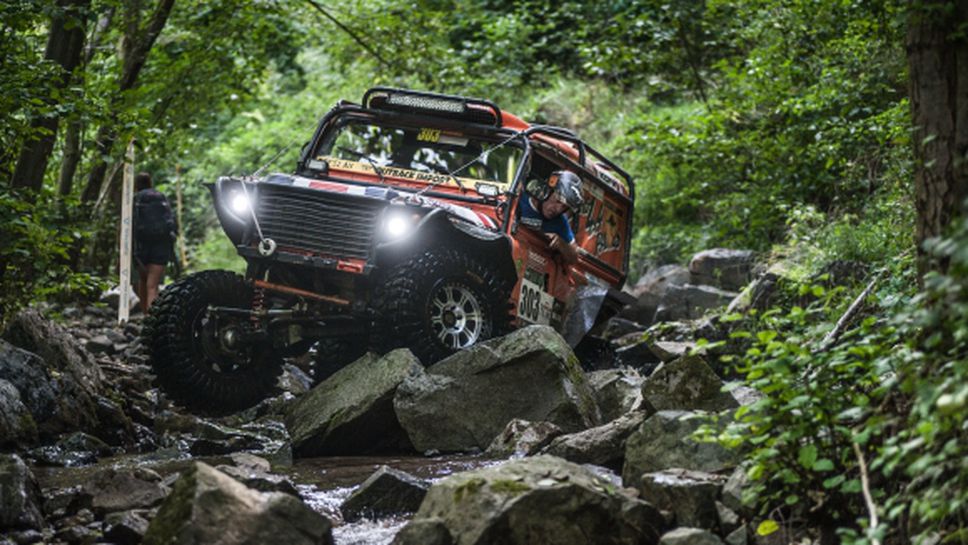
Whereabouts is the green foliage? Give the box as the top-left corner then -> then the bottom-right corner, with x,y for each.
0,190 -> 105,325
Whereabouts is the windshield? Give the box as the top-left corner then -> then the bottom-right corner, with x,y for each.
314,120 -> 523,189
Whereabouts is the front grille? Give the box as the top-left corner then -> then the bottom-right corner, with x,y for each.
255,184 -> 384,260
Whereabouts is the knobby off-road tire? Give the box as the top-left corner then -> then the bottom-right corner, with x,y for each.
373,247 -> 514,364
142,270 -> 282,414
311,337 -> 368,383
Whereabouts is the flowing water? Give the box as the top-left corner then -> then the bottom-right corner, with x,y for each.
288,455 -> 500,545
34,453 -> 500,545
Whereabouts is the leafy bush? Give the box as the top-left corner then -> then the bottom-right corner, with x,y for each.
0,191 -> 106,325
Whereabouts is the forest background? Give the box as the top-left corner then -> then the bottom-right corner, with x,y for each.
1,1 -> 965,543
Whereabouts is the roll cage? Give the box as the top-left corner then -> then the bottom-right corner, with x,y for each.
294,87 -> 636,274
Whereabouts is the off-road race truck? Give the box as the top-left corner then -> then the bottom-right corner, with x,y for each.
143,87 -> 635,413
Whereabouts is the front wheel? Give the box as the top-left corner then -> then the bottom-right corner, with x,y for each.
373,248 -> 513,364
142,270 -> 282,413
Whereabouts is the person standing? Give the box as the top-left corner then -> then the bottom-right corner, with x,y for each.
133,172 -> 176,312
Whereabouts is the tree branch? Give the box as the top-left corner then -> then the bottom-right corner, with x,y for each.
303,0 -> 391,69
853,441 -> 881,545
814,270 -> 883,353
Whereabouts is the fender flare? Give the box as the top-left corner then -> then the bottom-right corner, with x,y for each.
374,209 -> 517,289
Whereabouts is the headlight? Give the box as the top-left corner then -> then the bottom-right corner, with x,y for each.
383,209 -> 420,239
230,193 -> 251,214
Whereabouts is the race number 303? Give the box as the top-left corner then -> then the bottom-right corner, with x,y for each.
518,279 -> 552,325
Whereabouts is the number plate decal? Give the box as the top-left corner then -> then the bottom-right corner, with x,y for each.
518,279 -> 555,325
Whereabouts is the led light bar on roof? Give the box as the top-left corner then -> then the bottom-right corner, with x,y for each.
386,93 -> 465,114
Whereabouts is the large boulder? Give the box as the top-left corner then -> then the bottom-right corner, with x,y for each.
142,462 -> 332,545
0,454 -> 44,530
653,285 -> 737,323
395,455 -> 664,545
621,266 -> 691,325
639,469 -> 726,530
0,319 -> 101,437
2,308 -> 103,395
340,466 -> 429,522
485,419 -> 563,458
394,326 -> 600,453
623,411 -> 740,488
286,349 -> 421,457
688,249 -> 755,291
587,368 -> 644,422
641,356 -> 738,412
0,379 -> 36,446
542,411 -> 648,471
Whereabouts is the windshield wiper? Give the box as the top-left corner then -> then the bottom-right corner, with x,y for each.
337,146 -> 386,183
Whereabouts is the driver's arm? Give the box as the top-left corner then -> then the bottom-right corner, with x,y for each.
547,234 -> 579,265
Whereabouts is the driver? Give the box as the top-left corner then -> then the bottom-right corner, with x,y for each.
519,170 -> 583,264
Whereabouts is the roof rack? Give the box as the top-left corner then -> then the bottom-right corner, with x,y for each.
362,87 -> 503,128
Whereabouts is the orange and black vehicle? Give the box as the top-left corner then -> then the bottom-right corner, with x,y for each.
143,87 -> 635,412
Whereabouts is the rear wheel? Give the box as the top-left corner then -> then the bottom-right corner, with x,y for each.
143,270 -> 282,413
373,248 -> 513,364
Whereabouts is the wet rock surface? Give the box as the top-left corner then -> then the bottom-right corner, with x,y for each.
623,411 -> 740,486
286,349 -> 421,457
484,419 -> 563,458
5,245 -> 768,545
142,462 -> 333,545
394,326 -> 601,453
397,455 -> 664,545
340,466 -> 429,522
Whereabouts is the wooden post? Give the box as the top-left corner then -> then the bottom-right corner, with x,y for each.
118,138 -> 135,324
175,163 -> 188,269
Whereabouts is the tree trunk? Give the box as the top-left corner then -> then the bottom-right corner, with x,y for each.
907,0 -> 968,276
57,8 -> 114,198
80,0 -> 175,206
10,0 -> 90,197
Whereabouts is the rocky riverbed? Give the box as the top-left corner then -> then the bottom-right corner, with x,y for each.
1,248 -> 798,545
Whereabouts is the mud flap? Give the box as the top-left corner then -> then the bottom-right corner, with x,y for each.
561,276 -> 636,347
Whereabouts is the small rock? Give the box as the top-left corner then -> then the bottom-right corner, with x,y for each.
586,368 -> 644,421
43,486 -> 91,518
0,454 -> 44,530
542,411 -> 648,471
86,335 -> 114,354
82,467 -> 169,515
27,432 -> 111,467
725,526 -> 748,545
641,355 -> 738,412
721,467 -> 750,514
639,469 -> 726,530
614,340 -> 661,373
390,518 -> 454,545
104,510 -> 150,545
648,341 -> 697,363
340,466 -> 429,522
599,318 -> 647,341
717,501 -> 741,534
660,527 -> 725,545
485,419 -> 563,458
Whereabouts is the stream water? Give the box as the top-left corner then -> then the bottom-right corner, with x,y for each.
33,453 -> 500,545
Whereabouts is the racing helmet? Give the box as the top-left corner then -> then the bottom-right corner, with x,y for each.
548,170 -> 583,209
526,169 -> 584,209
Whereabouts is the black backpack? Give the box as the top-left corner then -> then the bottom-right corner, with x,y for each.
135,189 -> 175,241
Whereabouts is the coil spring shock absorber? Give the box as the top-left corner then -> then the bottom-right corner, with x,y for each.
251,286 -> 266,329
